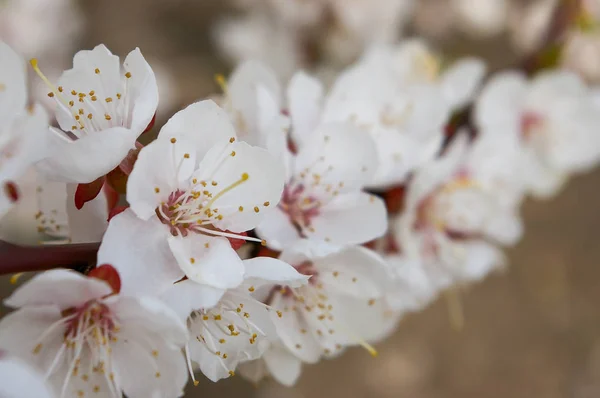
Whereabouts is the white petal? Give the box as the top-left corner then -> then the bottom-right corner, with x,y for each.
0,306 -> 64,367
294,122 -> 379,193
255,207 -> 301,251
97,210 -> 184,296
168,234 -> 244,290
242,257 -> 309,288
66,183 -> 108,243
158,100 -> 237,160
287,71 -> 324,149
228,60 -> 281,140
269,293 -> 322,363
0,42 -> 27,127
316,246 -> 393,298
305,192 -> 387,246
0,356 -> 54,398
5,269 -> 111,310
475,71 -> 527,129
123,48 -> 159,134
112,312 -> 188,398
161,280 -> 225,320
461,241 -> 505,283
127,136 -> 195,220
441,58 -> 486,109
107,295 -> 188,344
263,345 -> 303,387
36,126 -> 138,184
194,140 -> 285,232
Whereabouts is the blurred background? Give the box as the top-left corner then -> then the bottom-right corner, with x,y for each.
2,0 -> 600,397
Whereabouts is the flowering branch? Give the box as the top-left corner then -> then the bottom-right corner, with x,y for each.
0,240 -> 99,275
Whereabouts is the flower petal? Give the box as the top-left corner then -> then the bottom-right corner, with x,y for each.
126,136 -> 196,220
161,280 -> 226,320
293,122 -> 379,193
123,48 -> 159,134
0,306 -> 64,370
158,100 -> 237,160
242,257 -> 309,288
0,356 -> 54,398
475,71 -> 527,129
4,269 -> 111,310
97,210 -> 183,296
440,58 -> 486,109
287,71 -> 323,149
263,345 -> 303,387
168,234 -> 245,290
194,140 -> 285,232
305,192 -> 387,246
0,42 -> 27,127
36,126 -> 138,184
255,207 -> 301,251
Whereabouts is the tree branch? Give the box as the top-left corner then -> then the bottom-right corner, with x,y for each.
0,241 -> 99,275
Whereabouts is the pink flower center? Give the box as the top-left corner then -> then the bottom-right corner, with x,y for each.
279,184 -> 321,232
520,112 -> 545,141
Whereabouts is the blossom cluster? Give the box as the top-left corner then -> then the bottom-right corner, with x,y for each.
1,37 -> 599,398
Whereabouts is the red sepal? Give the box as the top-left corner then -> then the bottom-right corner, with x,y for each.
89,264 -> 121,294
4,181 -> 19,203
74,178 -> 105,210
226,231 -> 247,250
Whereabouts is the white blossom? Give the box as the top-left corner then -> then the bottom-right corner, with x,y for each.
475,70 -> 600,198
32,44 -> 158,184
0,267 -> 189,398
162,256 -> 308,383
0,41 -> 49,218
98,100 -> 285,297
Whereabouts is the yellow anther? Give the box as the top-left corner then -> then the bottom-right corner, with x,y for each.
215,74 -> 228,94
95,68 -> 100,74
10,273 -> 24,285
125,72 -> 132,78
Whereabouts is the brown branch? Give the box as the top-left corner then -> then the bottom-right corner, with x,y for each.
0,241 -> 99,275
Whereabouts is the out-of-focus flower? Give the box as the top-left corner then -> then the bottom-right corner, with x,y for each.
0,42 -> 49,218
34,44 -> 158,185
0,266 -> 189,398
0,169 -> 110,245
475,70 -> 600,198
213,0 -> 415,78
0,353 -> 55,398
162,257 -> 308,382
0,0 -> 82,106
323,40 -> 484,188
451,0 -> 509,38
393,134 -> 523,292
238,342 -> 303,386
98,100 -> 285,296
